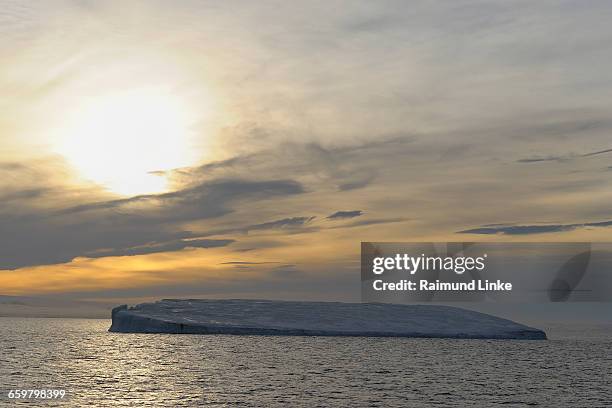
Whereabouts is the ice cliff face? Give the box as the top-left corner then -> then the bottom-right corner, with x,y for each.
109,299 -> 546,340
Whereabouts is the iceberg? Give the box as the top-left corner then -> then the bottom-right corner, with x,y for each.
109,299 -> 546,340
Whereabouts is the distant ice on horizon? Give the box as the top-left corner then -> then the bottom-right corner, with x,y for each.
109,299 -> 546,340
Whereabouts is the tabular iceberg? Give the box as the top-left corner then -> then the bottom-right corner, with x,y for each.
109,299 -> 546,340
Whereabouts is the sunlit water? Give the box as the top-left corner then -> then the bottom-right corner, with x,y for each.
1,318 -> 611,407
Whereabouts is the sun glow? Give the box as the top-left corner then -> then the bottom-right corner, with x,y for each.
56,88 -> 197,196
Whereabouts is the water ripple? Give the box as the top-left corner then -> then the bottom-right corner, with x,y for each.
0,318 -> 610,407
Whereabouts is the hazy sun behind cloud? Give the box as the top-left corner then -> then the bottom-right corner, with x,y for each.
54,87 -> 201,196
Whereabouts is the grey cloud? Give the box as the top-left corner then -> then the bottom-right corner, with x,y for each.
0,188 -> 50,202
274,264 -> 297,269
270,265 -> 303,278
248,216 -> 316,231
582,147 -> 612,157
338,174 -> 375,191
199,216 -> 318,238
516,156 -> 566,163
0,215 -> 188,269
458,220 -> 612,235
220,261 -> 280,265
328,217 -> 408,229
0,169 -> 305,269
510,116 -> 612,142
459,225 -> 574,235
229,240 -> 287,253
517,146 -> 612,164
88,239 -> 234,258
327,210 -> 363,220
59,179 -> 304,219
172,138 -> 411,194
220,262 -> 303,276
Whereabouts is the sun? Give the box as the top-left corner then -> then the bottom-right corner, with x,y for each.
56,88 -> 196,196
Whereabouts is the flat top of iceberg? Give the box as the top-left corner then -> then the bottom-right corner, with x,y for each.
110,299 -> 546,339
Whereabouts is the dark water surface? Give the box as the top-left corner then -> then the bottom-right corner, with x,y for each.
1,318 -> 610,407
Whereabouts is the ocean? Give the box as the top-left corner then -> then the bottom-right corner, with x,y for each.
1,318 -> 610,407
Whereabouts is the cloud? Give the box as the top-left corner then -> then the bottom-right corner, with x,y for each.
509,116 -> 612,142
220,261 -> 280,265
582,147 -> 612,157
58,178 -> 304,219
338,174 -> 375,191
328,217 -> 408,229
0,187 -> 50,202
87,239 -> 234,258
0,146 -> 417,269
516,156 -> 566,163
517,146 -> 612,163
169,139 -> 411,195
271,265 -> 303,278
198,216 -> 318,239
327,210 -> 363,220
0,169 -> 305,269
458,220 -> 612,235
248,216 -> 316,231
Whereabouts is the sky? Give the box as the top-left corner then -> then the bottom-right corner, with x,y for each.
2,0 -> 612,313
